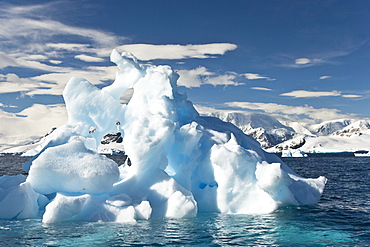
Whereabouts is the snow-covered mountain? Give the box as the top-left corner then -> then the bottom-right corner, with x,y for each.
204,112 -> 295,148
309,119 -> 352,136
200,111 -> 370,154
332,120 -> 370,137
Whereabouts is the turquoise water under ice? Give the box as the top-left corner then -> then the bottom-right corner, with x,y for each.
0,154 -> 369,246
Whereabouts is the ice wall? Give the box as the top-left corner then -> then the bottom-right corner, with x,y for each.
0,50 -> 327,223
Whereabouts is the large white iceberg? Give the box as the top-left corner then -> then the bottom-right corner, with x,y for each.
0,50 -> 326,223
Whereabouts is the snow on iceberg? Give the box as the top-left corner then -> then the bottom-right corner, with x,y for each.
0,50 -> 326,223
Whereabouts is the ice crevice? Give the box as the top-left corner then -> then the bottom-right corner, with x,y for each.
0,49 -> 327,223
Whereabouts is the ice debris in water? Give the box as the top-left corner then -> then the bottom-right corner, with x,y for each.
0,50 -> 327,223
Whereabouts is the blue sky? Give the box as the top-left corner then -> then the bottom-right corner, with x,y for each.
1,0 -> 370,130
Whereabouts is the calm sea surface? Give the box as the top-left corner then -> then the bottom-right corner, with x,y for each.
0,154 -> 369,246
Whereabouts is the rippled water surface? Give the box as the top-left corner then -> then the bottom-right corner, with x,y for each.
0,154 -> 369,246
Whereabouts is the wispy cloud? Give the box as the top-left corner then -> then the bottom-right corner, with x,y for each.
203,74 -> 243,87
280,90 -> 362,98
288,57 -> 324,68
0,3 -> 122,70
177,67 -> 213,87
0,3 -> 120,48
279,39 -> 368,69
0,2 -> 239,96
177,69 -> 276,88
0,52 -> 18,69
250,87 -> 273,91
115,43 -> 237,61
280,90 -> 342,98
342,94 -> 362,98
0,73 -> 44,94
319,75 -> 331,80
0,103 -> 17,108
49,60 -> 63,65
244,73 -> 275,81
225,101 -> 357,122
0,2 -> 244,102
75,54 -> 105,63
46,43 -> 92,52
177,68 -> 247,88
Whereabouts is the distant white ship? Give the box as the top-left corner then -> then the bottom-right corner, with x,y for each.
354,150 -> 370,157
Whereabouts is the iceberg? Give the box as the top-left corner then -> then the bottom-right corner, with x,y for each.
281,149 -> 308,158
0,50 -> 326,223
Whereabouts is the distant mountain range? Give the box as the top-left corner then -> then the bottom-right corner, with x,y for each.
203,112 -> 370,154
2,112 -> 370,155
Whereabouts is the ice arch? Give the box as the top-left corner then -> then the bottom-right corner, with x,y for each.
0,50 -> 326,223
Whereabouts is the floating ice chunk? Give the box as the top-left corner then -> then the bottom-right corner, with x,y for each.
256,162 -> 297,205
0,175 -> 42,219
287,175 -> 327,205
27,139 -> 119,194
134,201 -> 152,220
209,134 -> 278,214
43,192 -> 146,223
149,172 -> 197,218
43,194 -> 88,223
0,174 -> 26,189
116,206 -> 136,223
281,149 -> 307,157
165,190 -> 198,218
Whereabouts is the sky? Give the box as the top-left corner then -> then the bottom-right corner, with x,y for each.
1,0 -> 370,144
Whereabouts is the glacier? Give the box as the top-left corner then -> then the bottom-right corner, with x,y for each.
0,50 -> 326,223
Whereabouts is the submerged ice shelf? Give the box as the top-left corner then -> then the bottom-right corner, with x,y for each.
0,50 -> 326,223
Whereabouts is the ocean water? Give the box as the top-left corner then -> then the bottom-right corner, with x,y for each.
0,154 -> 369,246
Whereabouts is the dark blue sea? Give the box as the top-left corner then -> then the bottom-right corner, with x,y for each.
0,154 -> 369,246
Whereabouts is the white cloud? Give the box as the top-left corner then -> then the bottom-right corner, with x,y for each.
279,55 -> 325,68
0,103 -> 17,108
75,54 -> 105,63
14,58 -> 69,73
319,75 -> 331,80
295,58 -> 311,65
115,43 -> 237,61
280,90 -> 363,99
0,63 -> 118,97
24,54 -> 48,61
244,73 -> 275,81
0,18 -> 118,48
0,2 -> 55,17
46,43 -> 91,52
177,68 -> 244,88
27,66 -> 118,96
49,60 -> 62,65
203,74 -> 243,87
284,42 -> 366,69
0,2 -> 239,96
0,52 -> 18,69
0,73 -> 45,94
250,87 -> 273,91
177,67 -> 213,87
342,94 -> 362,98
0,104 -> 67,151
225,101 -> 356,122
0,3 -> 123,74
280,90 -> 342,98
